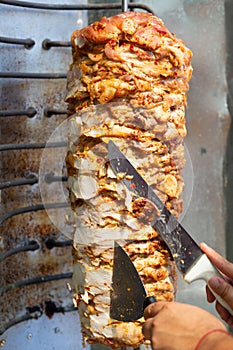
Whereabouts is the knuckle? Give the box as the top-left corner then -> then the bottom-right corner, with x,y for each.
220,283 -> 231,300
217,282 -> 233,311
151,318 -> 158,329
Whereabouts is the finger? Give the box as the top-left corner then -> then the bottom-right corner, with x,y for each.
215,301 -> 233,327
208,276 -> 233,311
142,318 -> 153,340
200,242 -> 233,279
206,284 -> 216,303
143,301 -> 166,320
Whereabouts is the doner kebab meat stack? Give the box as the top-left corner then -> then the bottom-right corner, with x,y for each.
65,11 -> 192,348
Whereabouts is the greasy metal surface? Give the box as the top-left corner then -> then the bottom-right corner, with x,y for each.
122,0 -> 128,12
0,0 -> 232,347
0,0 -> 88,348
0,312 -> 85,350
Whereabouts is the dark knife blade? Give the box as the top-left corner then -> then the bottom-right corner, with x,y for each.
110,241 -> 156,322
108,140 -> 202,275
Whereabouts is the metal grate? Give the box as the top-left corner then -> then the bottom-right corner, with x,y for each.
0,0 -> 154,343
0,0 -> 154,11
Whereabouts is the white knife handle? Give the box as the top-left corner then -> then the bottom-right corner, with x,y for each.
184,254 -> 233,316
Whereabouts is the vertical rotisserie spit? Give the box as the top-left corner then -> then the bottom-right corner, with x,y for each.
65,11 -> 192,348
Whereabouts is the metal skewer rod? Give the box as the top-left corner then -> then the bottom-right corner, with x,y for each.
122,0 -> 128,12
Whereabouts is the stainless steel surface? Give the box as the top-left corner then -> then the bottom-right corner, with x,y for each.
0,0 -> 89,348
0,312 -> 85,350
122,0 -> 128,12
1,0 -> 232,347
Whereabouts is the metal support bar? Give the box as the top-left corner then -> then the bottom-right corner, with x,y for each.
45,238 -> 72,249
0,107 -> 66,118
0,202 -> 69,225
44,173 -> 67,184
0,304 -> 76,336
0,141 -> 67,151
0,36 -> 35,48
0,238 -> 71,262
0,72 -> 66,79
0,176 -> 38,189
0,107 -> 37,118
0,173 -> 66,190
0,240 -> 40,262
0,272 -> 73,295
0,306 -> 43,336
0,0 -> 154,14
122,0 -> 128,12
44,107 -> 67,117
42,39 -> 71,50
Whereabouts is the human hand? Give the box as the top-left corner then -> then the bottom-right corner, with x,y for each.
200,242 -> 233,326
142,301 -> 227,350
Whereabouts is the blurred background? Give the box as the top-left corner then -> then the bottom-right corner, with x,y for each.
0,0 -> 232,348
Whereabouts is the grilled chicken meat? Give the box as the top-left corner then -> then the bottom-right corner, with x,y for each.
65,11 -> 192,348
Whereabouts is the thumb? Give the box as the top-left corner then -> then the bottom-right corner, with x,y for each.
208,276 -> 233,311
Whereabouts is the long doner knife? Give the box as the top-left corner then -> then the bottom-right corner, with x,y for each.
108,140 -> 232,316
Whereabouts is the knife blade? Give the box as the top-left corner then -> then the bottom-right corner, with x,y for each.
108,140 -> 233,316
110,241 -> 156,321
